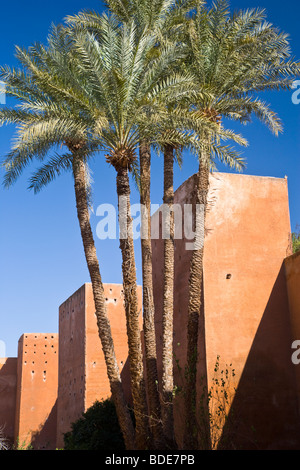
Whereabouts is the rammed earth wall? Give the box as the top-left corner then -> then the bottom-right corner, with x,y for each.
152,172 -> 300,449
1,173 -> 300,449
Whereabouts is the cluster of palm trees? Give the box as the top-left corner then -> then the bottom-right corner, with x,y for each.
0,0 -> 299,451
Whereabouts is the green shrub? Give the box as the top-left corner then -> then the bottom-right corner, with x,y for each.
292,227 -> 300,254
63,399 -> 126,450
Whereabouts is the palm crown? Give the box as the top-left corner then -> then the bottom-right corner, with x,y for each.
184,1 -> 300,137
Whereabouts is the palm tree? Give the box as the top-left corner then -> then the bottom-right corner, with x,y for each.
91,2 -> 212,447
156,107 -> 247,448
181,0 -> 300,449
65,1 -> 198,447
0,29 -> 137,450
67,12 -> 214,448
66,4 -> 216,448
102,2 -> 183,447
69,15 -> 162,448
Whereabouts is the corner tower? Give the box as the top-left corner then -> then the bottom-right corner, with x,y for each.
56,283 -> 142,448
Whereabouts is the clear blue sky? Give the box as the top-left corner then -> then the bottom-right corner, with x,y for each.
0,0 -> 299,357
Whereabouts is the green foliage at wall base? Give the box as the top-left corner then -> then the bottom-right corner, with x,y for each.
63,399 -> 126,451
292,226 -> 300,254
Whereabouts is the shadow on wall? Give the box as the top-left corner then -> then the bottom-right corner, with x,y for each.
165,278 -> 210,449
30,400 -> 58,450
0,358 -> 17,445
120,357 -> 133,407
218,263 -> 300,450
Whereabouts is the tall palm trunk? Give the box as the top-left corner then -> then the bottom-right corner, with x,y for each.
183,155 -> 210,450
139,140 -> 165,448
72,156 -> 136,450
161,143 -> 176,447
116,164 -> 151,449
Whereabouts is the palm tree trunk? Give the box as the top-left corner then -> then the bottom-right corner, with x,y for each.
72,156 -> 136,450
116,164 -> 151,449
183,157 -> 210,450
139,140 -> 165,448
161,144 -> 176,447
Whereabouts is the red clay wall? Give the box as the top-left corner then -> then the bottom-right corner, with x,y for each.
56,285 -> 86,448
84,283 -> 142,410
56,283 -> 142,449
1,172 -> 299,450
285,250 -> 300,414
0,358 -> 17,444
152,172 -> 300,449
14,333 -> 58,449
285,250 -> 300,335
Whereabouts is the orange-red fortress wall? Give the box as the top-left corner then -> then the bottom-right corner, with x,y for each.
285,251 -> 300,414
0,283 -> 141,450
1,171 -> 300,450
15,333 -> 58,449
0,358 -> 17,443
152,172 -> 300,449
56,283 -> 142,449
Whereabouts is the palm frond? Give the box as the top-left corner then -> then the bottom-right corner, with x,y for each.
2,150 -> 35,188
209,143 -> 246,172
27,153 -> 73,193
